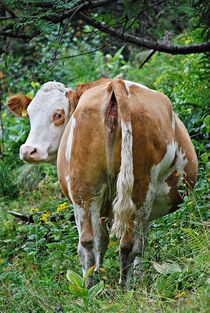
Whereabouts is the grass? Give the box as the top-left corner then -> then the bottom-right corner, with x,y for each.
0,165 -> 209,313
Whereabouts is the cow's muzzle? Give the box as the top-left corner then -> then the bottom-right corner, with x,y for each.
20,145 -> 44,162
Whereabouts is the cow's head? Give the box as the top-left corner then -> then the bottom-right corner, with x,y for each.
6,81 -> 75,163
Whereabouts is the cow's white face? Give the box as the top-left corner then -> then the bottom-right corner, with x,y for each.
19,82 -> 71,163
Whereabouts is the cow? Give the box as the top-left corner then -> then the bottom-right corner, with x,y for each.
6,78 -> 198,288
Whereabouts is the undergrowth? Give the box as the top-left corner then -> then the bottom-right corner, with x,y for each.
0,164 -> 209,312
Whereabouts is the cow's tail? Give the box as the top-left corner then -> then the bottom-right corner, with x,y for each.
108,79 -> 136,238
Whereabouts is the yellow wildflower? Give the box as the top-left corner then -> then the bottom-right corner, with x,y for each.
175,290 -> 186,299
40,212 -> 50,222
56,202 -> 68,213
30,207 -> 39,213
31,81 -> 40,89
185,37 -> 191,44
0,258 -> 4,265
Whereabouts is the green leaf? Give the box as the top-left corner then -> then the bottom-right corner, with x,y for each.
68,284 -> 89,297
200,152 -> 209,164
88,280 -> 104,299
153,261 -> 182,275
204,115 -> 210,132
83,265 -> 95,282
66,270 -> 84,287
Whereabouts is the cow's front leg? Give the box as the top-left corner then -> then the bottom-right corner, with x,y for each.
74,204 -> 95,287
74,189 -> 109,287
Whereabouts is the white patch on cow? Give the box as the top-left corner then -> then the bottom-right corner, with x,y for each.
124,80 -> 157,92
144,142 -> 176,218
21,81 -> 71,162
65,175 -> 74,202
112,120 -> 136,238
65,116 -> 76,162
142,141 -> 188,221
172,111 -> 176,130
175,145 -> 188,175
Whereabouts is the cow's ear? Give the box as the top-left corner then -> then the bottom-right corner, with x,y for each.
6,94 -> 32,117
65,90 -> 79,115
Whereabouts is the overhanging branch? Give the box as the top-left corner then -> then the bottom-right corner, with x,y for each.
45,0 -> 116,23
80,13 -> 210,55
0,0 -> 209,54
0,0 -> 116,39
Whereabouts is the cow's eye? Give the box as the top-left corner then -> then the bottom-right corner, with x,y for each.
52,110 -> 65,126
53,112 -> 62,120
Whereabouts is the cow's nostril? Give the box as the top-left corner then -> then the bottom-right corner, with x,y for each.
21,146 -> 38,160
30,148 -> 37,156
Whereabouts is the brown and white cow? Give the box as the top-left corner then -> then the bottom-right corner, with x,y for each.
6,78 -> 198,288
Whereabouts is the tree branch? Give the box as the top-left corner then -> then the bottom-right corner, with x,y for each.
45,0 -> 116,23
139,50 -> 156,68
0,0 -> 209,55
0,28 -> 39,40
0,16 -> 14,20
0,0 -> 116,39
80,13 -> 210,55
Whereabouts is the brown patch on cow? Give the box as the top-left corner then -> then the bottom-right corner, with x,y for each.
75,77 -> 111,99
65,90 -> 79,115
6,94 -> 31,117
52,109 -> 65,127
65,78 -> 111,116
80,222 -> 94,247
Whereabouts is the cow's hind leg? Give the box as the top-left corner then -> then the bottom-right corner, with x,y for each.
132,224 -> 149,280
130,218 -> 150,287
119,222 -> 134,288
